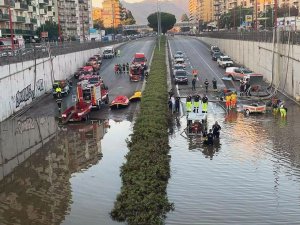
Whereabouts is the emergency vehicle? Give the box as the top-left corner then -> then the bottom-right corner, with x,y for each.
133,53 -> 147,65
79,80 -> 109,110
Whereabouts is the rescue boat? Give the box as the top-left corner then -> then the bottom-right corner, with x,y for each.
129,91 -> 142,102
110,95 -> 130,109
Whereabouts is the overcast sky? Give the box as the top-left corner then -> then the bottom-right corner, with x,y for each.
92,0 -> 145,8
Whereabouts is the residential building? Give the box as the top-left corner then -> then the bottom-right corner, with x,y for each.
189,0 -> 199,22
53,0 -> 93,41
199,0 -> 214,23
92,7 -> 102,21
0,0 -> 43,39
101,0 -> 121,28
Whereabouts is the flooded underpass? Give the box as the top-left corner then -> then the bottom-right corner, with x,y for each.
166,102 -> 300,225
0,116 -> 128,225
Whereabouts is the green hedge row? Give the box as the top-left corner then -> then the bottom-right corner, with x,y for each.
111,36 -> 173,225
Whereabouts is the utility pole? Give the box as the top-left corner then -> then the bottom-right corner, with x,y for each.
57,1 -> 62,45
8,4 -> 14,51
157,0 -> 160,51
255,0 -> 258,30
82,6 -> 85,41
274,0 -> 278,28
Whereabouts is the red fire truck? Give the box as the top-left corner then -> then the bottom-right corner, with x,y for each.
79,80 -> 109,109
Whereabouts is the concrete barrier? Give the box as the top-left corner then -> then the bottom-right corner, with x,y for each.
0,43 -> 124,122
197,37 -> 300,100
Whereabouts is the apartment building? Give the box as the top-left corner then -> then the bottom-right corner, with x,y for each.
53,0 -> 92,41
189,0 -> 199,22
0,0 -> 49,39
199,0 -> 214,23
101,0 -> 121,28
92,7 -> 102,21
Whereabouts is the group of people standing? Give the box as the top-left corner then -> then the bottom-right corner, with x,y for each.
114,63 -> 130,74
225,91 -> 238,111
240,79 -> 251,96
271,97 -> 287,118
191,76 -> 218,93
186,94 -> 209,114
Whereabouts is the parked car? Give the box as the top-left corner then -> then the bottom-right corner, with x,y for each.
174,69 -> 188,85
174,57 -> 185,65
210,46 -> 220,55
173,63 -> 186,73
103,47 -> 115,59
217,56 -> 234,68
212,52 -> 224,61
225,67 -> 260,80
174,50 -> 184,58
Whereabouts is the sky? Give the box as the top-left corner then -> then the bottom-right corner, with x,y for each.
92,0 -> 144,8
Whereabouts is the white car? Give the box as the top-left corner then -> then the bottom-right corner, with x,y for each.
174,50 -> 184,58
103,47 -> 115,59
174,57 -> 185,65
217,56 -> 234,68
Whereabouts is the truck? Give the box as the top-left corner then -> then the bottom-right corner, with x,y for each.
79,80 -> 109,110
133,53 -> 147,66
102,46 -> 115,59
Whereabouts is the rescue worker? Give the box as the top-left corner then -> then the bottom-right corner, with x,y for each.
203,129 -> 214,145
114,64 -> 119,74
204,79 -> 209,93
244,81 -> 251,96
122,63 -> 126,73
126,63 -> 130,73
192,78 -> 196,91
212,78 -> 217,90
117,49 -> 121,57
193,94 -> 201,113
225,93 -> 231,111
186,96 -> 193,114
202,95 -> 208,113
170,95 -> 175,113
212,121 -> 221,138
230,92 -> 237,108
118,64 -> 122,74
240,81 -> 245,96
55,86 -> 62,98
280,105 -> 287,118
175,96 -> 180,113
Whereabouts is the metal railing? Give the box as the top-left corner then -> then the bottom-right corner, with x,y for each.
0,39 -> 127,66
197,30 -> 300,45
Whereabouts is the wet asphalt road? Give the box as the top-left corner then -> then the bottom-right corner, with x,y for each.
18,37 -> 156,122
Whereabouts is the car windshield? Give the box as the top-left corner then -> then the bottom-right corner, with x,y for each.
241,68 -> 253,73
134,57 -> 145,63
213,47 -> 220,51
176,51 -> 183,55
214,53 -> 221,56
104,50 -> 112,54
175,71 -> 187,77
223,57 -> 231,61
89,78 -> 99,84
174,65 -> 184,70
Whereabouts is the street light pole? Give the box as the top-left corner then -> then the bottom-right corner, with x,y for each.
157,0 -> 160,51
8,5 -> 14,51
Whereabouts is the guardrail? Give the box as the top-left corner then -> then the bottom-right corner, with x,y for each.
0,39 -> 127,66
197,30 -> 300,45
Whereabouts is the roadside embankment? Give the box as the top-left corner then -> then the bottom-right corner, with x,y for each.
0,42 -> 124,122
111,36 -> 173,225
198,36 -> 300,100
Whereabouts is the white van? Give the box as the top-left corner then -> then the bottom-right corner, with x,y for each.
103,46 -> 115,59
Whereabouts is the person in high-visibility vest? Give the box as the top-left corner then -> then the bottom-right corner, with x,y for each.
279,105 -> 287,118
193,94 -> 200,113
186,96 -> 193,113
230,92 -> 237,108
225,94 -> 231,111
202,95 -> 208,113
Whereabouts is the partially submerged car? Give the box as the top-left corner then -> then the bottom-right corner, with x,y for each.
225,67 -> 263,81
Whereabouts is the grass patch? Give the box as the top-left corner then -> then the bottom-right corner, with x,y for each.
110,36 -> 173,225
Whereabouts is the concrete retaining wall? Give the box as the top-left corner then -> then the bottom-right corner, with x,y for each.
0,44 -> 121,122
198,37 -> 300,99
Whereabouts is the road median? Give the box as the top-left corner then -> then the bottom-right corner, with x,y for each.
111,36 -> 174,225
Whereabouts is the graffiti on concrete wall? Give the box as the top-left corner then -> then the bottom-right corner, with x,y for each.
15,84 -> 34,108
15,117 -> 35,134
36,79 -> 44,92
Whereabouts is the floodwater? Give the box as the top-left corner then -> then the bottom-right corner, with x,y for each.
1,101 -> 300,225
0,117 -> 128,225
166,102 -> 300,225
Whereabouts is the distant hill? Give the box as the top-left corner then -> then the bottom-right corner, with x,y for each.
121,0 -> 188,25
